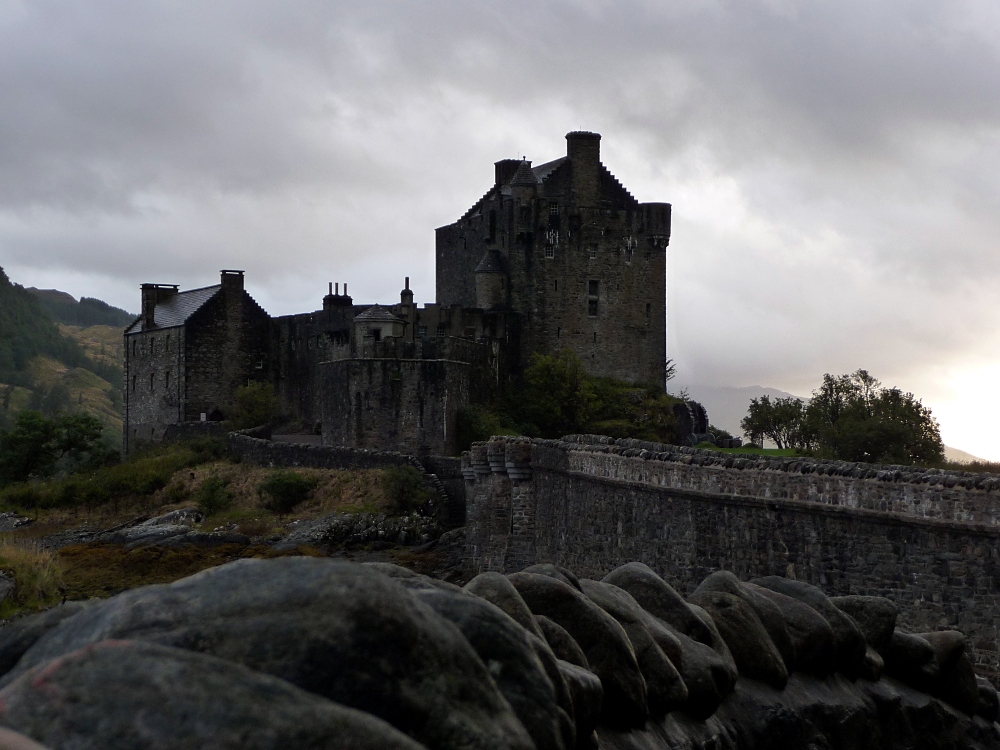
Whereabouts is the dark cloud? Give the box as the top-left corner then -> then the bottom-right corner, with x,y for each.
3,0 -> 1000,454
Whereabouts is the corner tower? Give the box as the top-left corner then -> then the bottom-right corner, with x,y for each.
435,131 -> 670,387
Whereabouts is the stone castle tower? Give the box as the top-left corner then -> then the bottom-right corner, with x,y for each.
435,131 -> 671,386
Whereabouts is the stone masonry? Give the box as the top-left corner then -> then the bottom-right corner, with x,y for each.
465,435 -> 1000,678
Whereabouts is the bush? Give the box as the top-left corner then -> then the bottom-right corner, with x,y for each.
0,540 -> 63,618
382,465 -> 432,514
196,476 -> 231,517
258,471 -> 316,514
229,382 -> 279,430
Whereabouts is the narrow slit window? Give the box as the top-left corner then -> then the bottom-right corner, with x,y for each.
149,372 -> 154,391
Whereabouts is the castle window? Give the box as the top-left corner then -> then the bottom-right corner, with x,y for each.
165,370 -> 170,389
149,372 -> 154,391
489,210 -> 497,242
557,327 -> 561,338
554,280 -> 557,291
132,374 -> 136,392
544,246 -> 554,259
437,325 -> 446,337
369,328 -> 382,342
418,326 -> 428,337
132,340 -> 136,357
549,204 -> 558,216
165,334 -> 170,349
646,303 -> 651,319
256,357 -> 264,370
519,206 -> 531,223
589,245 -> 598,260
464,327 -> 476,339
593,332 -> 598,343
588,300 -> 598,317
588,280 -> 599,297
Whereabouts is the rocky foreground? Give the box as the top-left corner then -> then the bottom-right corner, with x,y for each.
0,557 -> 994,750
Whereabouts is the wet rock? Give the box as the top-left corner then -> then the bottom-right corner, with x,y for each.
465,572 -> 545,638
521,564 -> 583,591
688,589 -> 787,689
830,595 -> 899,654
0,640 -> 425,750
916,631 -> 981,716
860,645 -> 885,682
977,676 -> 999,722
746,582 -> 837,678
751,577 -> 866,678
672,626 -> 738,720
537,615 -> 590,670
0,727 -> 48,750
509,571 -> 648,729
580,578 -> 688,717
693,570 -> 796,672
4,558 -> 533,750
883,630 -> 938,691
414,587 -> 567,750
0,602 -> 90,678
526,633 -> 577,750
603,562 -> 712,644
361,562 -> 463,592
557,659 -> 603,748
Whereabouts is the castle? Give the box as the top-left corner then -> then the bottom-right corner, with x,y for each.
123,132 -> 671,456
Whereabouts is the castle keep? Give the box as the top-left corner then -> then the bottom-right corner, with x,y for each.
124,132 -> 671,456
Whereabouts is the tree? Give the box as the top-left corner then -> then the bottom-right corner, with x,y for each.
0,411 -> 107,484
804,370 -> 943,464
741,395 -> 807,449
514,349 -> 596,438
229,382 -> 280,430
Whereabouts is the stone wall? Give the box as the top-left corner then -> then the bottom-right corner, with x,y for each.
465,435 -> 1000,676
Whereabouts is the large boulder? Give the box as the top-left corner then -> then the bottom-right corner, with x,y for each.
0,640 -> 425,750
693,571 -> 796,672
537,615 -> 590,670
414,587 -> 568,750
671,626 -> 737,720
0,728 -> 48,750
602,562 -> 712,644
688,589 -> 788,689
580,579 -> 688,717
746,582 -> 837,677
557,659 -> 603,749
508,571 -> 649,728
751,577 -> 866,678
522,564 -> 583,591
688,603 -> 740,678
976,676 -> 999,722
465,572 -> 545,639
361,562 -> 463,592
883,630 -> 938,691
526,633 -> 578,750
915,630 -> 981,716
2,558 -> 534,750
0,602 -> 90,678
830,595 -> 899,654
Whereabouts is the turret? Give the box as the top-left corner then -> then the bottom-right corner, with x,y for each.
474,249 -> 507,310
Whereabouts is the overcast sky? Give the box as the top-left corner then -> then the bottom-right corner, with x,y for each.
3,1 -> 1000,458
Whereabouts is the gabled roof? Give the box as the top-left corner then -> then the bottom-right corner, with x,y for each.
354,304 -> 402,324
124,285 -> 221,334
531,157 -> 566,183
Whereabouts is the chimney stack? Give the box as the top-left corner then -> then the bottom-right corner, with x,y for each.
565,131 -> 602,206
494,159 -> 521,188
140,283 -> 178,330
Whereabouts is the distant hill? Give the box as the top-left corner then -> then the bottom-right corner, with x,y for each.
27,287 -> 135,328
674,384 -> 803,438
0,267 -> 125,438
944,446 -> 988,464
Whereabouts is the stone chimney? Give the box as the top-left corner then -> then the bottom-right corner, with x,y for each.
566,131 -> 602,206
220,269 -> 244,294
140,283 -> 178,330
494,159 -> 521,188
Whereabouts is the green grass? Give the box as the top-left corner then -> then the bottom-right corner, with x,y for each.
694,442 -> 801,457
0,437 -> 228,512
0,540 -> 64,617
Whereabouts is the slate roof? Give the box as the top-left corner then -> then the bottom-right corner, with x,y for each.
531,157 -> 566,183
354,305 -> 402,324
510,160 -> 538,186
124,285 -> 221,333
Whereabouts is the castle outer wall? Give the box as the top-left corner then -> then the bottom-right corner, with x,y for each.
465,435 -> 1000,678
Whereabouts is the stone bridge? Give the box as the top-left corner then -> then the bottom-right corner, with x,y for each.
463,434 -> 1000,676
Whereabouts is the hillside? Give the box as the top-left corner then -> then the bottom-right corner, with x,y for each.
27,287 -> 135,328
0,268 -> 125,439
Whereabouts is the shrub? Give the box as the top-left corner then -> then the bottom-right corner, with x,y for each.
258,471 -> 316,514
196,476 -> 231,517
382,465 -> 432,514
0,540 -> 63,617
230,382 -> 279,430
